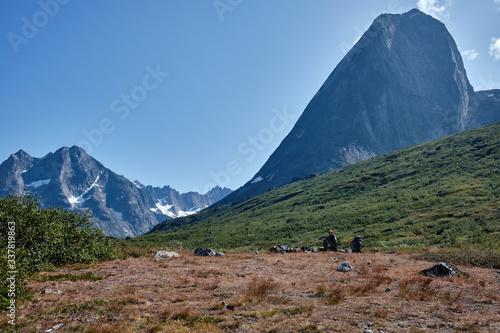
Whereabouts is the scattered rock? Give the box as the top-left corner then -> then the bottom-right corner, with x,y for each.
385,288 -> 391,293
420,262 -> 459,278
194,247 -> 224,257
270,244 -> 290,253
45,323 -> 65,331
246,266 -> 272,270
337,262 -> 352,272
221,301 -> 235,310
154,251 -> 179,261
367,261 -> 372,265
213,292 -> 237,297
42,289 -> 62,294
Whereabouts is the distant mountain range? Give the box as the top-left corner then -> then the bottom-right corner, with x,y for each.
0,146 -> 232,238
217,8 -> 500,206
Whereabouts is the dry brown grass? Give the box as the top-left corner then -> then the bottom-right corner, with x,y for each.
3,251 -> 500,332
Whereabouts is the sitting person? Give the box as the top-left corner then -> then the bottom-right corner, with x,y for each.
323,230 -> 338,251
350,236 -> 362,253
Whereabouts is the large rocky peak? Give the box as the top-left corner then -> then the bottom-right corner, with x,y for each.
218,9 -> 498,205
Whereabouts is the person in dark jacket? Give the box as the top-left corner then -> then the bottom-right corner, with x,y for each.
323,230 -> 338,251
350,236 -> 362,253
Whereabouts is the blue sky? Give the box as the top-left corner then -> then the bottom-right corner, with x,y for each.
1,0 -> 499,194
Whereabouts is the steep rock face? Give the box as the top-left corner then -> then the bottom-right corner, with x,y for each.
218,9 -> 499,205
0,146 -> 232,238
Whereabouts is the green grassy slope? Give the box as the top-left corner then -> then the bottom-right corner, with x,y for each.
136,123 -> 500,251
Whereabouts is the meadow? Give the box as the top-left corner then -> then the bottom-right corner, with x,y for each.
2,249 -> 499,332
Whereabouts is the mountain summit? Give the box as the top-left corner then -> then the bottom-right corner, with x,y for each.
218,9 -> 500,205
0,146 -> 232,238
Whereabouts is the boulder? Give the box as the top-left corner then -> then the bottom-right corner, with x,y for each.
194,247 -> 224,256
420,262 -> 459,278
337,262 -> 352,272
154,251 -> 179,261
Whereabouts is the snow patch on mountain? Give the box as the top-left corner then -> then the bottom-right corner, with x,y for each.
151,201 -> 176,218
177,205 -> 207,217
25,179 -> 51,188
150,201 -> 207,219
68,171 -> 104,207
68,195 -> 86,206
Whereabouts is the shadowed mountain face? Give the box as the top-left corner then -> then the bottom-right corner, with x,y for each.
0,146 -> 232,238
218,9 -> 500,205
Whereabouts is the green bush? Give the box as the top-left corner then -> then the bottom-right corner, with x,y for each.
0,192 -> 116,309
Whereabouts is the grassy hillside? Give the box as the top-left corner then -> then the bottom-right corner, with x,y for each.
136,123 -> 500,251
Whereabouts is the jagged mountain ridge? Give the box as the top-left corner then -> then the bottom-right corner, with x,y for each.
0,146 -> 232,238
217,8 -> 500,206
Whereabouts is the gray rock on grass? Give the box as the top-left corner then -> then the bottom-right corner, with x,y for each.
337,262 -> 352,272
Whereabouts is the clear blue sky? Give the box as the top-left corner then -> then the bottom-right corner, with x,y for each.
1,1 -> 499,194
